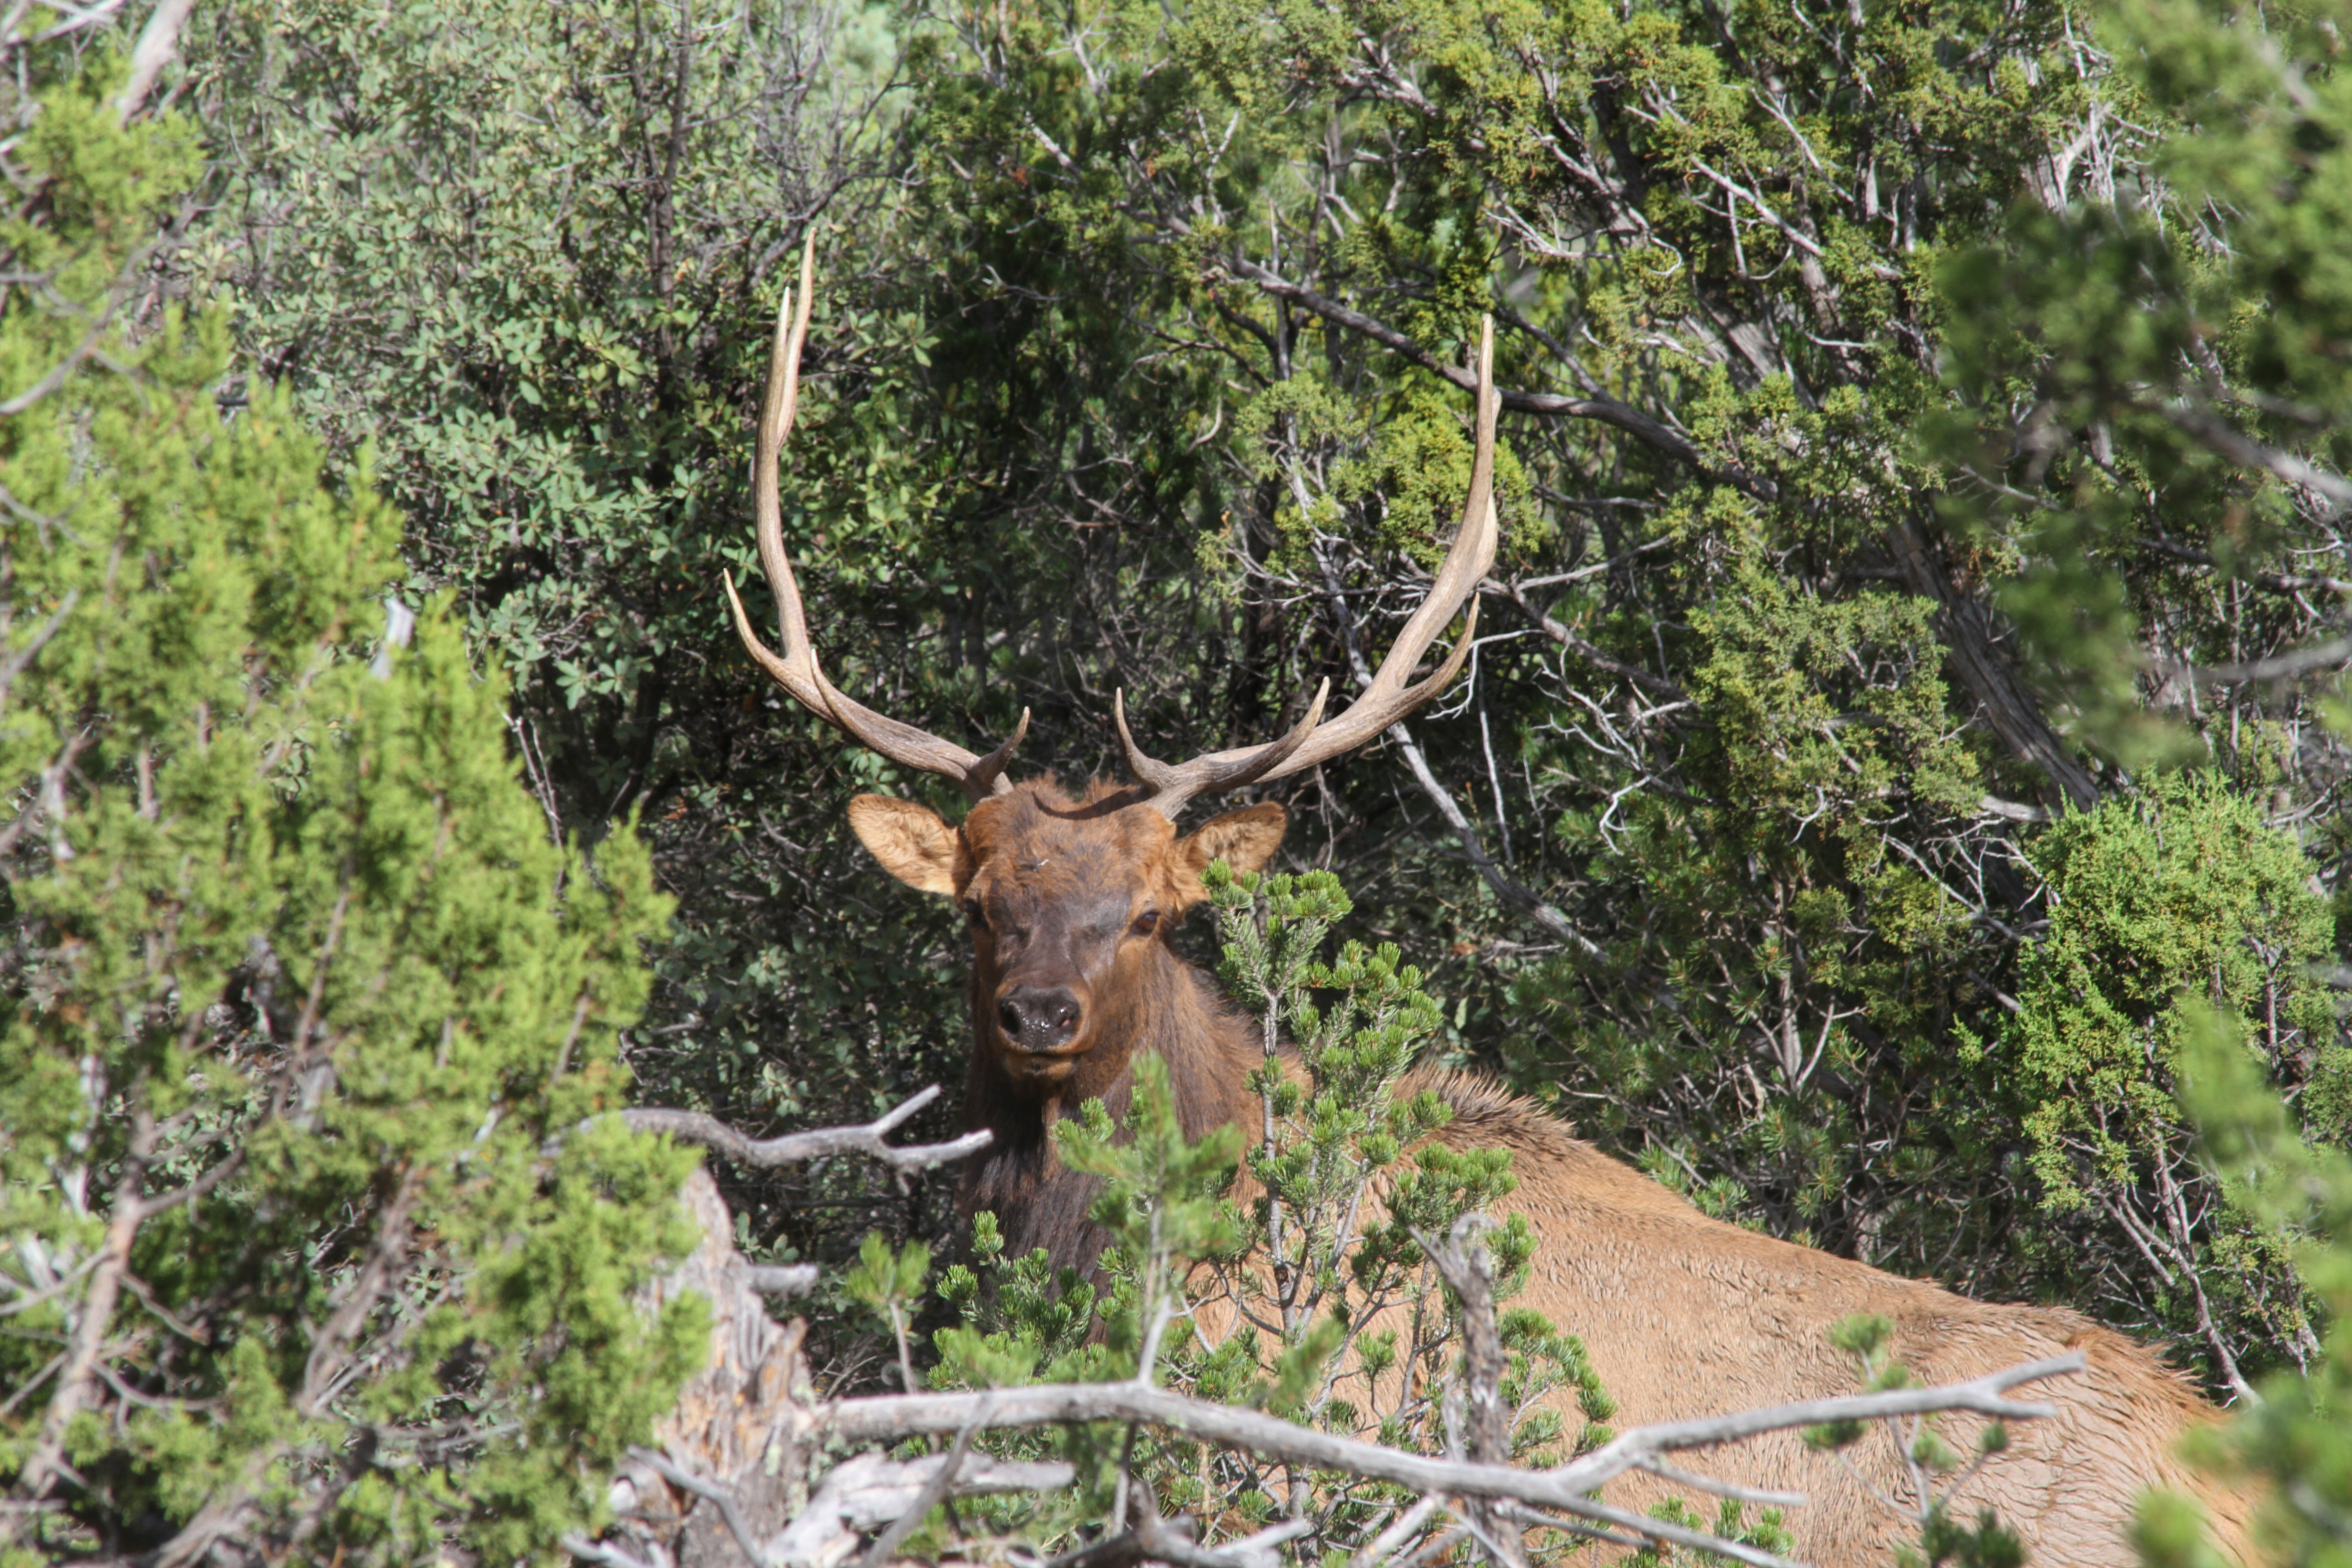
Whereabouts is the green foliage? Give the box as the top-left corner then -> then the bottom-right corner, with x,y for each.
896,0 -> 2352,1388
181,0 -> 992,1302
1515,529 -> 1997,1249
0,58 -> 697,1566
1204,862 -> 1604,1451
848,1230 -> 935,1391
130,0 -> 2352,1435
1056,1052 -> 1246,1384
2140,1007 -> 2352,1568
2001,774 -> 2333,1377
879,0 -> 2352,1410
1626,1496 -> 1794,1568
1932,0 -> 2352,772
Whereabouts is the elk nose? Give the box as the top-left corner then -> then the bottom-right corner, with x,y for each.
997,986 -> 1081,1051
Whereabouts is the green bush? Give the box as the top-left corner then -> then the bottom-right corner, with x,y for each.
0,56 -> 699,1566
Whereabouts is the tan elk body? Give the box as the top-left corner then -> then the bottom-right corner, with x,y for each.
722,245 -> 2257,1568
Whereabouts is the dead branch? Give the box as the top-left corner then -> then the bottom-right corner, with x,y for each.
582,1149 -> 2083,1568
118,0 -> 197,123
618,1085 -> 993,1172
1420,1219 -> 1525,1568
773,1450 -> 1078,1568
813,1352 -> 2082,1553
1548,1353 -> 2085,1494
1480,577 -> 1686,698
2155,635 -> 2352,686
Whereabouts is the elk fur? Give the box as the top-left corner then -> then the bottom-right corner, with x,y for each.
855,779 -> 2256,1568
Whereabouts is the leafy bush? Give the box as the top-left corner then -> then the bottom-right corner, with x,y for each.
69,0 -> 2352,1439
0,55 -> 698,1566
2141,1005 -> 2352,1568
1998,776 -> 2335,1390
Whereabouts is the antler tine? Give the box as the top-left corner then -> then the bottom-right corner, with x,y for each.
1113,680 -> 1331,818
1119,317 -> 1502,818
721,234 -> 1024,803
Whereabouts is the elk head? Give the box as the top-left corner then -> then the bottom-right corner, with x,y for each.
720,239 -> 1499,1102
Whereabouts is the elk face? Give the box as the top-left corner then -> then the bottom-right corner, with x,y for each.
721,244 -> 1495,1094
848,785 -> 1286,1092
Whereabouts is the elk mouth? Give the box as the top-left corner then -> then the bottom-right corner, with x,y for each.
999,1045 -> 1086,1087
1001,1031 -> 1089,1056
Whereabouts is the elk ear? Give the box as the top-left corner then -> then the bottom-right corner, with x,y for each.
1180,802 -> 1288,878
847,794 -> 962,896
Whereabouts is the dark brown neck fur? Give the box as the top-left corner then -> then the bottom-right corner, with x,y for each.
957,933 -> 1259,1277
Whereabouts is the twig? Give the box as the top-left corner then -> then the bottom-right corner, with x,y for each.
11,1109 -> 155,1510
0,589 -> 78,712
2161,402 -> 2352,513
2155,636 -> 2352,686
857,1421 -> 976,1568
1309,535 -> 1601,957
1490,1501 -> 1646,1551
564,1533 -> 665,1568
1225,256 -> 1778,500
1480,577 -> 1686,698
1348,1494 -> 1449,1568
1632,1457 -> 1807,1508
629,1445 -> 769,1568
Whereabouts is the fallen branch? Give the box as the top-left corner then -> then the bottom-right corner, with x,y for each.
814,1352 -> 2083,1563
1548,1353 -> 2083,1492
617,1085 -> 993,1172
773,1450 -> 1079,1568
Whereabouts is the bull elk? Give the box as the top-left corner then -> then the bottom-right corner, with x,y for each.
720,243 -> 2255,1568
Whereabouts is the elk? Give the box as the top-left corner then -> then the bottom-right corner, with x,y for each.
720,245 -> 2256,1568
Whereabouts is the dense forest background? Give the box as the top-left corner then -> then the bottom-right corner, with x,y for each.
5,0 -> 2352,1556
174,0 -> 2352,1385
160,0 -> 2352,1372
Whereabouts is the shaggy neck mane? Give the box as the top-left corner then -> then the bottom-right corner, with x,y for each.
959,920 -> 1260,1276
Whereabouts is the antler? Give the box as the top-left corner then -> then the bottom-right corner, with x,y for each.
721,237 -> 1028,803
1116,317 -> 1503,820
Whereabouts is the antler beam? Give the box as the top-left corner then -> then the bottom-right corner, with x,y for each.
1118,318 -> 1503,819
720,237 -> 1027,803
722,243 -> 1499,818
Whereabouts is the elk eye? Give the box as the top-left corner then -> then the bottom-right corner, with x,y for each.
961,898 -> 985,925
1130,909 -> 1161,938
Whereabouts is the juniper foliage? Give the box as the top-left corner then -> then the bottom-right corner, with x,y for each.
0,52 -> 699,1566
